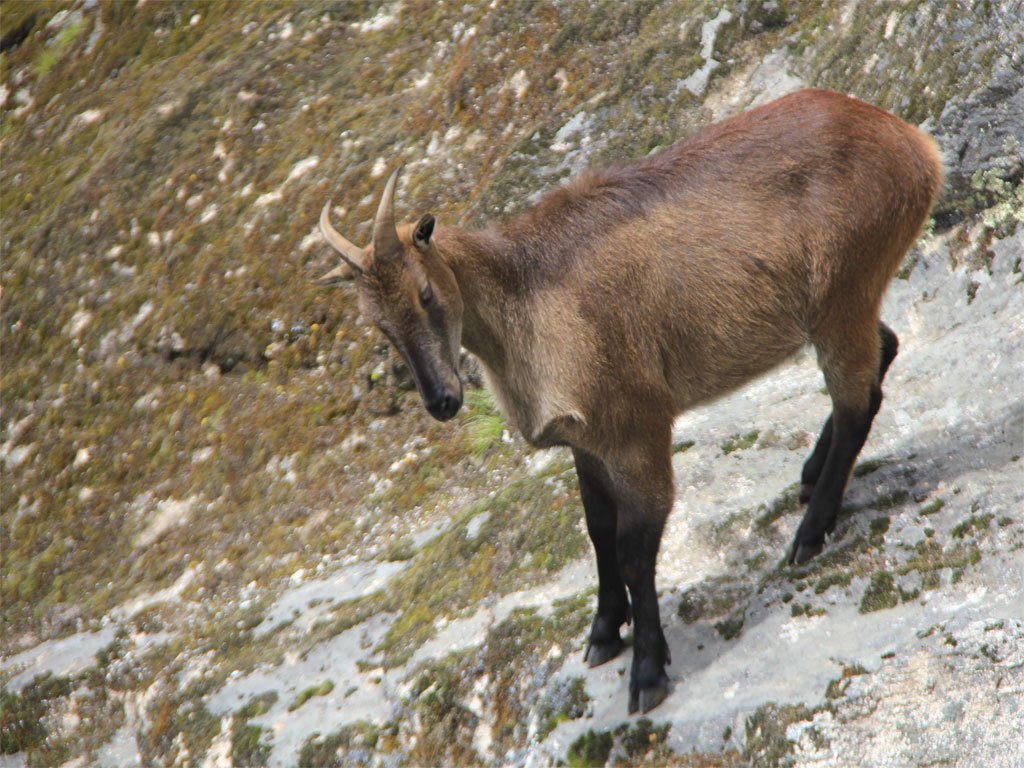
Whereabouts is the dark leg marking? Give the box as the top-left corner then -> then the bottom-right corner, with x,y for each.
799,322 -> 899,502
575,449 -> 630,668
618,522 -> 671,714
791,402 -> 878,563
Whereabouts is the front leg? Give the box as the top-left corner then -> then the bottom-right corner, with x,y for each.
574,449 -> 631,667
607,429 -> 674,714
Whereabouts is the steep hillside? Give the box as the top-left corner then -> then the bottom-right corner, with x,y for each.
1,1 -> 1021,766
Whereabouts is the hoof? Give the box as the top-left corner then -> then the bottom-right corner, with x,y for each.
799,483 -> 815,503
788,536 -> 823,565
628,675 -> 670,715
584,636 -> 624,667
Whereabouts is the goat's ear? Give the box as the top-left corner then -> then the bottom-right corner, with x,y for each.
412,214 -> 435,252
314,261 -> 357,285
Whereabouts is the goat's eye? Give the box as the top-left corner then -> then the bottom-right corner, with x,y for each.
419,284 -> 434,307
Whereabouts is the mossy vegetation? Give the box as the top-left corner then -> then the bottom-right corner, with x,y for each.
744,702 -> 818,768
373,460 -> 586,666
677,581 -> 749,625
868,516 -> 891,546
230,691 -> 277,767
721,431 -> 759,455
288,680 -> 335,712
392,596 -> 592,765
898,540 -> 982,577
487,609 -> 572,745
824,663 -> 868,700
618,718 -> 672,762
567,728 -> 615,767
853,457 -> 891,478
0,673 -> 73,756
951,513 -> 994,540
406,651 -> 482,767
789,602 -> 826,618
754,484 -> 802,529
859,571 -> 898,613
919,498 -> 946,517
813,571 -> 853,595
298,720 -> 396,768
536,677 -> 589,741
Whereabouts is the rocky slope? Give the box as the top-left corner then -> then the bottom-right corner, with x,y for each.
1,1 -> 1022,766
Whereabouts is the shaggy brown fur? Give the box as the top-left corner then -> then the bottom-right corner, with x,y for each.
318,89 -> 944,714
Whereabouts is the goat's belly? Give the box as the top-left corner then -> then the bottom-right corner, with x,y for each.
666,336 -> 806,413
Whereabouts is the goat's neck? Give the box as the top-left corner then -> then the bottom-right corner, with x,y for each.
437,226 -> 521,375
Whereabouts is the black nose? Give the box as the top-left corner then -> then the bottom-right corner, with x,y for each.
426,392 -> 462,421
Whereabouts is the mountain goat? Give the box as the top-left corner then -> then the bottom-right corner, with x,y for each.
317,89 -> 943,713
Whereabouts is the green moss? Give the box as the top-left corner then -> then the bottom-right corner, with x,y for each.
567,728 -> 614,767
919,498 -> 946,517
617,717 -> 672,762
868,516 -> 891,545
298,720 -> 395,768
231,723 -> 271,768
484,598 -> 591,749
236,691 -> 277,720
790,602 -> 826,618
744,702 -> 816,768
408,652 -> 481,767
951,513 -> 993,540
0,673 -> 74,755
714,613 -> 745,640
898,540 -> 982,576
35,14 -> 88,76
853,457 -> 891,478
288,680 -> 334,712
859,571 -> 898,613
374,459 -> 585,666
754,485 -> 802,529
142,688 -> 221,766
824,663 -> 868,700
814,571 -> 853,595
722,431 -> 759,455
676,582 -> 749,624
673,439 -> 695,453
677,591 -> 704,623
536,677 -> 590,741
872,489 -> 910,511
384,538 -> 418,562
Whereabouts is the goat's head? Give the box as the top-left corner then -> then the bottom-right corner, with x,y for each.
318,167 -> 464,421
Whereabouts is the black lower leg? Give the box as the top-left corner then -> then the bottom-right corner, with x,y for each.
618,524 -> 670,714
801,322 -> 898,499
575,450 -> 629,667
801,415 -> 833,502
790,401 -> 877,564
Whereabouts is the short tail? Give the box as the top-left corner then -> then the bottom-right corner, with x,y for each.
915,130 -> 946,211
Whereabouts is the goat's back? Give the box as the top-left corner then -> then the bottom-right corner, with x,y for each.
523,90 -> 943,414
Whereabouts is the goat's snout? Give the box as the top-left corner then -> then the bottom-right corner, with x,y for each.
426,389 -> 462,421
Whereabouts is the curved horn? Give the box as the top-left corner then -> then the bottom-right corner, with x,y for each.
320,201 -> 370,274
372,165 -> 403,259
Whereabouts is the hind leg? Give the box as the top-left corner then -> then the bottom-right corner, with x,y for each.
790,322 -> 897,564
799,322 -> 898,502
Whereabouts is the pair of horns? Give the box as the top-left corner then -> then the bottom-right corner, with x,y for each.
318,166 -> 403,280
